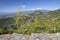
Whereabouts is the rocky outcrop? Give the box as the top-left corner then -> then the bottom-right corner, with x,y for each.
0,33 -> 60,40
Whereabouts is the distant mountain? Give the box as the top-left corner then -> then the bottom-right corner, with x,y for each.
0,13 -> 16,16
40,10 -> 50,12
0,9 -> 49,16
23,9 -> 49,14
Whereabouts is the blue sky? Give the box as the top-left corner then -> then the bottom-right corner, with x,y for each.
0,0 -> 60,13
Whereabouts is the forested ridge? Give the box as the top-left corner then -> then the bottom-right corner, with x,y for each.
0,9 -> 60,34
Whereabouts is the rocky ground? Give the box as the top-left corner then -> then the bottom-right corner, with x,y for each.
0,33 -> 60,40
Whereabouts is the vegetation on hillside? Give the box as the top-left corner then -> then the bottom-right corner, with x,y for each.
0,9 -> 60,34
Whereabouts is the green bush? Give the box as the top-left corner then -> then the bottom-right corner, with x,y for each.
0,29 -> 4,34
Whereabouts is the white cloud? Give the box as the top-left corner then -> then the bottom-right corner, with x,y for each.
22,5 -> 26,8
31,9 -> 35,10
36,8 -> 42,10
18,5 -> 26,8
28,8 -> 42,11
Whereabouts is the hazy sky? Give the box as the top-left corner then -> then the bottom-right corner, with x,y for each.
0,0 -> 60,13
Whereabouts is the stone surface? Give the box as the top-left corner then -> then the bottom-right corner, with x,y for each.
0,33 -> 60,40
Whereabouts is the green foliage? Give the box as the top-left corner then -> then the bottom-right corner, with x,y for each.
0,9 -> 60,34
0,28 -> 4,34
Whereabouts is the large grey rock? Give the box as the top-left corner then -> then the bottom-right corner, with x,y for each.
10,33 -> 24,40
0,35 -> 3,40
50,33 -> 60,40
0,34 -> 11,40
0,33 -> 60,40
21,35 -> 30,40
31,33 -> 51,40
9,33 -> 30,40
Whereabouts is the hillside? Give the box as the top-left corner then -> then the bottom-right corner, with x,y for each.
0,9 -> 60,34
